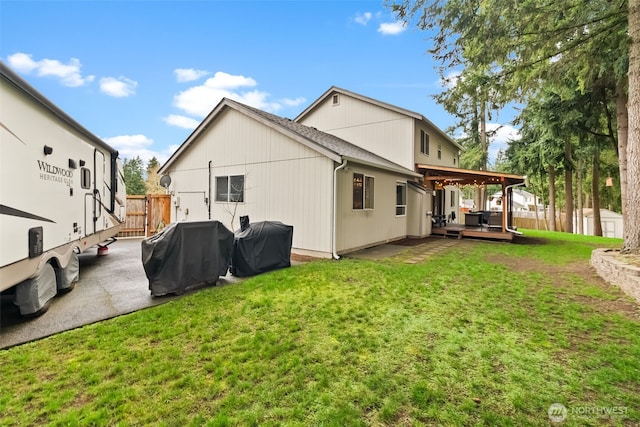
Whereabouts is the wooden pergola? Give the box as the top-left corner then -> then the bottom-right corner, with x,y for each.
416,164 -> 527,241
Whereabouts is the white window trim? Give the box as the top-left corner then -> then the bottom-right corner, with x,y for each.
353,172 -> 375,211
215,174 -> 245,203
396,181 -> 407,217
420,130 -> 430,156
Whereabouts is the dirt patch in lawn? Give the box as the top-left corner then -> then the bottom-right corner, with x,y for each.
484,253 -> 640,320
290,253 -> 323,263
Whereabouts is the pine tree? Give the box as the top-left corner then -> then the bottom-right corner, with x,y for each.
123,157 -> 146,195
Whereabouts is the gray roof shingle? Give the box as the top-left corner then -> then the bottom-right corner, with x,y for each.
236,100 -> 419,177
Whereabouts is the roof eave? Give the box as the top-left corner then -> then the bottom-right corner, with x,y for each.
159,99 -> 228,174
160,98 -> 343,174
295,86 -> 462,151
343,156 -> 421,178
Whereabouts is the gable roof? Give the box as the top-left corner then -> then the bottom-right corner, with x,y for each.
160,98 -> 420,178
294,86 -> 463,151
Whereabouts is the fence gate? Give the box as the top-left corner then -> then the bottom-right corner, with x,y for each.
118,194 -> 171,238
119,195 -> 147,237
146,194 -> 171,236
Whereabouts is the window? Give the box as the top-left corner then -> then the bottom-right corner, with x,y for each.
420,130 -> 429,155
332,94 -> 340,105
451,190 -> 456,207
353,173 -> 374,210
80,167 -> 91,189
437,143 -> 442,160
396,183 -> 407,216
215,175 -> 244,202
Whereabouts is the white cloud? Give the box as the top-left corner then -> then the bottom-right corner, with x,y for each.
6,52 -> 95,87
7,52 -> 39,72
174,68 -> 210,82
439,70 -> 462,89
166,71 -> 305,129
104,134 -> 152,151
172,72 -> 271,117
454,122 -> 521,166
103,134 -> 174,164
99,76 -> 137,97
279,97 -> 306,107
354,12 -> 372,25
163,114 -> 200,129
487,123 -> 521,165
377,21 -> 407,35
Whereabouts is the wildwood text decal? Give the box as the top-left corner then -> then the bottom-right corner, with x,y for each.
37,160 -> 73,186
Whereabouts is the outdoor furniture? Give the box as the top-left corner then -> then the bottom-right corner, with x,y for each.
464,212 -> 483,226
432,214 -> 447,227
487,212 -> 503,229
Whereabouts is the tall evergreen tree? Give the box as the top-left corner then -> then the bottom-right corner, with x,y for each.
390,0 -> 639,253
145,156 -> 163,194
123,156 -> 146,195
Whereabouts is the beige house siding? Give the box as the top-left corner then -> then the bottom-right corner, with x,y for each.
297,94 -> 415,170
414,122 -> 461,168
407,185 -> 431,238
164,108 -> 335,257
335,164 -> 408,253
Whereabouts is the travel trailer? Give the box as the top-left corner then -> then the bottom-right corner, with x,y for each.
0,62 -> 126,316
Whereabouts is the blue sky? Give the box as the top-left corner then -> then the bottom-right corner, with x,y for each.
1,0 -> 518,165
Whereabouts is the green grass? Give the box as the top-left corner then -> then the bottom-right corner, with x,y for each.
1,231 -> 638,426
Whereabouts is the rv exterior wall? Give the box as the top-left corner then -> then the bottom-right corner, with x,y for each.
1,71 -> 124,292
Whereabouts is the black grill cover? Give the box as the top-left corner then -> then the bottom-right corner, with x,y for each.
142,221 -> 234,296
231,221 -> 293,277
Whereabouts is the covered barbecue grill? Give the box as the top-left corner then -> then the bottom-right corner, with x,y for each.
142,220 -> 233,296
231,220 -> 293,277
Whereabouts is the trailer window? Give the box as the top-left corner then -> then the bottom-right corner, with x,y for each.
81,167 -> 91,189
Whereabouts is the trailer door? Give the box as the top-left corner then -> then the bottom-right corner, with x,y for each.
85,149 -> 106,235
94,149 -> 106,232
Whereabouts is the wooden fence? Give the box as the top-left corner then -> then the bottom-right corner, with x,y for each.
513,211 -> 568,232
118,194 -> 171,238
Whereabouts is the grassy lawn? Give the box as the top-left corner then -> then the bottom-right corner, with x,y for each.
1,231 -> 639,426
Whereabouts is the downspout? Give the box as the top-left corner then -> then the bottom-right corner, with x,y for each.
332,159 -> 348,259
208,160 -> 212,220
505,178 -> 526,235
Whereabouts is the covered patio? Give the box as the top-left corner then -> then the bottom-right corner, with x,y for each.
416,164 -> 527,242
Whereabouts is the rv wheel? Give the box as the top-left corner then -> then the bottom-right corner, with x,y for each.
57,252 -> 79,294
14,263 -> 57,317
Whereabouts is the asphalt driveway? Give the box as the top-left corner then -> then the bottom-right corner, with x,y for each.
0,238 -> 241,349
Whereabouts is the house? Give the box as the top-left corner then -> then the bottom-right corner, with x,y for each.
158,98 -> 421,258
488,188 -> 543,211
295,87 -> 465,223
159,87 -> 526,258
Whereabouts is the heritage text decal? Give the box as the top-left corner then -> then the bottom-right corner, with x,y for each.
37,160 -> 73,186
